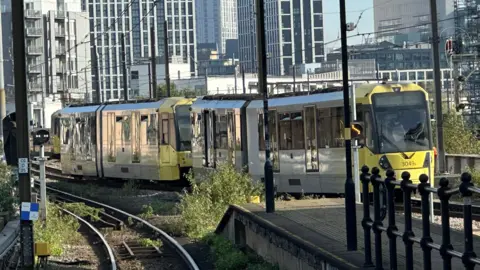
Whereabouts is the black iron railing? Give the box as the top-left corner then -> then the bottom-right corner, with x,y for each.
360,165 -> 480,270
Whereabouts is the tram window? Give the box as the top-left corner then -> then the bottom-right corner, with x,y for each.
331,107 -> 344,148
364,111 -> 375,149
291,112 -> 304,149
90,116 -> 96,145
305,107 -> 316,149
258,114 -> 265,150
216,115 -> 228,149
147,114 -> 157,145
317,108 -> 332,148
279,113 -> 292,150
161,114 -> 169,145
121,116 -> 131,145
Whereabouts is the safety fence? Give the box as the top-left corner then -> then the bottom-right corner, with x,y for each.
360,166 -> 479,270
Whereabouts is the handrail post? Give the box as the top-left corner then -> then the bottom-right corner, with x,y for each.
400,171 -> 414,270
361,165 -> 374,267
385,170 -> 398,270
437,177 -> 453,270
370,167 -> 383,269
459,172 -> 477,270
418,174 -> 433,270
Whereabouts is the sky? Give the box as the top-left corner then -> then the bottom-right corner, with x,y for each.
323,0 -> 374,49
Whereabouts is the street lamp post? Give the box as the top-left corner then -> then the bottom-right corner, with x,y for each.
339,0 -> 357,251
255,0 -> 274,213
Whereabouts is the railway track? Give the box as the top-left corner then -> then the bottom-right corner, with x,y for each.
57,206 -> 117,270
31,162 -> 188,193
32,180 -> 200,270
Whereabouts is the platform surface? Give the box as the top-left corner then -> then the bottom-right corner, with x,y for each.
244,198 -> 479,269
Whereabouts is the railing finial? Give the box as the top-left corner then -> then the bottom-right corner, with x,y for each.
419,174 -> 429,184
401,171 -> 410,181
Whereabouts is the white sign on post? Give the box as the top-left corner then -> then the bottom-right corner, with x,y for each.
18,158 -> 29,174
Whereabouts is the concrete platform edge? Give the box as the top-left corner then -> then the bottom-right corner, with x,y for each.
215,204 -> 361,270
0,220 -> 20,259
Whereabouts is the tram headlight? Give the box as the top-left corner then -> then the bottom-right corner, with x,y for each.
379,155 -> 392,170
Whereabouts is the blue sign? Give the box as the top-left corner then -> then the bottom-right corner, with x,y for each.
20,202 -> 39,221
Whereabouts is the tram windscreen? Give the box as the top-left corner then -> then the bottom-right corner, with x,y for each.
372,91 -> 432,154
175,105 -> 192,151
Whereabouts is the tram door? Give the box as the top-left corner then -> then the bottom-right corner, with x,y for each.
304,106 -> 319,172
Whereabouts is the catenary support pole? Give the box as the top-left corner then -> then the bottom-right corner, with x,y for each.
340,0 -> 357,251
0,10 -> 5,140
92,44 -> 101,103
242,66 -> 246,94
151,26 -> 157,99
39,144 -> 46,220
12,0 -> 35,267
429,0 -> 446,173
163,21 -> 171,97
256,0 -> 274,213
121,33 -> 128,101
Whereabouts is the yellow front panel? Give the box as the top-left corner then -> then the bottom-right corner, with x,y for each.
359,148 -> 435,192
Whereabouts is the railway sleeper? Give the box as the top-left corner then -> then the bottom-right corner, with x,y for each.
117,241 -> 164,260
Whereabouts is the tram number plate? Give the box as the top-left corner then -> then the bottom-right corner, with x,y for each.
402,161 -> 417,167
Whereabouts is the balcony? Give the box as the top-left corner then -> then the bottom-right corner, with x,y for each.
25,10 -> 42,19
29,83 -> 43,92
56,66 -> 66,73
55,47 -> 66,55
55,29 -> 65,37
27,66 -> 41,74
27,46 -> 43,55
56,82 -> 65,91
55,11 -> 66,19
26,27 -> 43,37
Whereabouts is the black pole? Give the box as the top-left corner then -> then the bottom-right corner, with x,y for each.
92,44 -> 101,103
121,33 -> 128,101
339,0 -> 357,251
148,64 -> 152,99
292,65 -> 296,92
12,0 -> 35,268
242,66 -> 246,94
256,0 -> 274,213
163,21 -> 171,97
151,26 -> 157,99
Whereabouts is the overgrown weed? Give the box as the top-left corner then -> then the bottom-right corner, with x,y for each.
179,163 -> 262,239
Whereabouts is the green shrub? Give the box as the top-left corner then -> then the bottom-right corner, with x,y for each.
203,234 -> 278,270
34,202 -> 81,256
61,202 -> 101,221
432,111 -> 480,154
0,164 -> 16,215
179,163 -> 262,239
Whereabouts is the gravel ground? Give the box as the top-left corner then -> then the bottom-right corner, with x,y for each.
397,212 -> 480,236
103,227 -> 187,270
47,235 -> 99,269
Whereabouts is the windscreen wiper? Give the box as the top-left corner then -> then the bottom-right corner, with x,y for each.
380,133 -> 409,159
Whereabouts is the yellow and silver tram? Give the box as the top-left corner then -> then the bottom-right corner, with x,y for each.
51,97 -> 195,183
190,82 -> 434,195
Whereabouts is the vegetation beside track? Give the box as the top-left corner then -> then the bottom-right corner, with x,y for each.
33,202 -> 82,256
180,164 -> 263,239
179,164 -> 278,269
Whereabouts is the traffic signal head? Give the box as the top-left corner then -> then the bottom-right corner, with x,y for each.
351,122 -> 364,139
